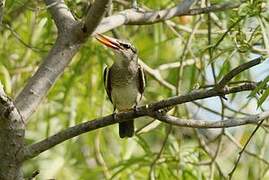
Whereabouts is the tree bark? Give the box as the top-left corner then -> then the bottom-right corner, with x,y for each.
0,86 -> 25,180
0,123 -> 24,180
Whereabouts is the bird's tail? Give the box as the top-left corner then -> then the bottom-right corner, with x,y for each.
119,119 -> 134,138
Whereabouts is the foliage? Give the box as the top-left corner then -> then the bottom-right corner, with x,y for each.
0,0 -> 269,179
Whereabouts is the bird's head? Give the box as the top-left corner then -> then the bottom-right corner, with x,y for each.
95,33 -> 137,63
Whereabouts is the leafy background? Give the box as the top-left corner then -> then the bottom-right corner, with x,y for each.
0,0 -> 269,179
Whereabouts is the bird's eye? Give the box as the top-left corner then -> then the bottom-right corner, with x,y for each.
122,43 -> 131,49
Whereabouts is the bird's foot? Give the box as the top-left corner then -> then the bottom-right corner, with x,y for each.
119,106 -> 139,114
112,112 -> 118,120
133,105 -> 139,115
214,85 -> 229,101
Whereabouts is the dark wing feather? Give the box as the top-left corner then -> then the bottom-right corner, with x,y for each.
104,66 -> 113,103
138,64 -> 146,96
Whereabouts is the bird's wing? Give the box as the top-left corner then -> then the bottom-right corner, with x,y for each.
104,66 -> 113,103
138,64 -> 146,96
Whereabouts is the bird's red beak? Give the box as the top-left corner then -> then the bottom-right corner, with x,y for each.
95,33 -> 122,50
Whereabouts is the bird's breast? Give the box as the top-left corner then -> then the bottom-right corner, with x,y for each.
111,81 -> 139,111
110,62 -> 138,85
110,64 -> 140,111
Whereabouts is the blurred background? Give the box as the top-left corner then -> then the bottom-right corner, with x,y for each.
0,0 -> 269,179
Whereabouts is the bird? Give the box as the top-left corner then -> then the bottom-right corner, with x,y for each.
95,33 -> 146,138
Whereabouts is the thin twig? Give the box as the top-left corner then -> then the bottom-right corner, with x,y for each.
199,80 -> 256,89
139,59 -> 176,93
135,119 -> 159,135
3,24 -> 44,52
149,125 -> 172,180
157,59 -> 196,71
228,119 -> 266,179
94,133 -> 111,179
212,17 -> 243,51
225,132 -> 269,165
176,17 -> 201,95
193,102 -> 233,118
206,2 -> 225,178
182,1 -> 244,16
194,130 -> 227,178
152,111 -> 269,129
217,57 -> 263,88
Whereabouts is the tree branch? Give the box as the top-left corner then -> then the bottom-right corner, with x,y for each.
139,59 -> 176,93
0,84 -> 23,126
43,0 -> 76,33
3,23 -> 44,52
15,36 -> 81,121
157,58 -> 196,71
228,119 -> 265,179
217,57 -> 263,88
182,1 -> 243,16
152,111 -> 269,128
0,84 -> 24,179
22,82 -> 262,161
94,0 -> 196,33
15,0 -> 111,121
0,0 -> 4,25
94,1 -> 242,34
83,0 -> 111,35
225,131 -> 269,165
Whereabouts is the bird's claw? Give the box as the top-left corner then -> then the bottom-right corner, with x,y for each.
113,112 -> 118,120
133,105 -> 139,115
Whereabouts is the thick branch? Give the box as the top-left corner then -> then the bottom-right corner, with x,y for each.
0,85 -> 24,179
15,38 -> 81,121
22,83 -> 260,160
44,0 -> 76,33
0,85 -> 23,126
15,0 -> 111,121
94,0 -> 196,33
83,0 -> 111,35
94,1 -> 242,34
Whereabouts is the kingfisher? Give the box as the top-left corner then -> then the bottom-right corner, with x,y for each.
95,33 -> 146,138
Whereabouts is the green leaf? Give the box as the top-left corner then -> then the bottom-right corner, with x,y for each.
0,63 -> 11,94
257,87 -> 269,107
135,135 -> 153,155
249,75 -> 269,97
